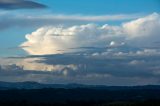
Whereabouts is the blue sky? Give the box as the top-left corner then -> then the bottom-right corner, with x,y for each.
0,0 -> 160,85
39,0 -> 160,14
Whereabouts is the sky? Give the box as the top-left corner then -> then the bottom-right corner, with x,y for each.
0,0 -> 160,85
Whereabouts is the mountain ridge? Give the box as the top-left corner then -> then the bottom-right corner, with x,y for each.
0,81 -> 160,90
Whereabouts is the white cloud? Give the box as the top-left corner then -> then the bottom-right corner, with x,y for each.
21,13 -> 160,55
136,49 -> 160,56
25,14 -> 140,22
109,41 -> 125,47
129,60 -> 145,65
123,13 -> 160,46
123,13 -> 160,38
21,24 -> 123,55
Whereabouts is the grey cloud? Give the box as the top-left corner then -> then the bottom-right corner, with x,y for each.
0,62 -> 159,85
4,45 -> 160,83
0,0 -> 47,10
27,46 -> 160,79
1,46 -> 160,85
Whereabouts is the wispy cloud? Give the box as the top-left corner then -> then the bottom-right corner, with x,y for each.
0,12 -> 142,30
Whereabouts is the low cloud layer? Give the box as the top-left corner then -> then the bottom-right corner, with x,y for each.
21,13 -> 160,55
1,47 -> 160,85
0,0 -> 47,10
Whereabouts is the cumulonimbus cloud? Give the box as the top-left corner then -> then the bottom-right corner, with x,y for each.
21,24 -> 124,55
21,13 -> 160,55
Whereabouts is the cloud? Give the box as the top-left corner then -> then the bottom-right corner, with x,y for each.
1,49 -> 160,85
21,24 -> 124,55
0,12 -> 141,30
0,0 -> 47,10
21,13 -> 160,55
123,13 -> 160,38
31,14 -> 140,22
2,36 -> 160,85
123,13 -> 160,46
1,13 -> 160,85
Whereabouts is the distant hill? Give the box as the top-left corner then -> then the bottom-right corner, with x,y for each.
0,81 -> 103,89
0,81 -> 160,106
0,81 -> 160,90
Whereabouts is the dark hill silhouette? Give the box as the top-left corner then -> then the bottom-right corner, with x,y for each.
0,81 -> 160,106
0,81 -> 160,90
